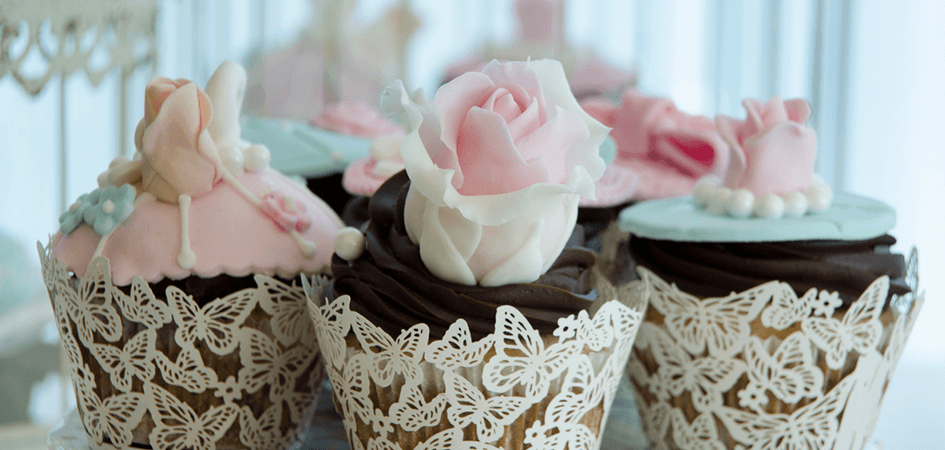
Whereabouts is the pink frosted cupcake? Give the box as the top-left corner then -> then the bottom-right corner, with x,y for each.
39,62 -> 344,449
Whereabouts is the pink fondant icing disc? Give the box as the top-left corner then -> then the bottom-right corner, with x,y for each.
54,169 -> 344,285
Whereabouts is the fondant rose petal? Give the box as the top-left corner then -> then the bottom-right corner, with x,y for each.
456,107 -> 548,196
784,98 -> 812,123
418,201 -> 477,286
479,219 -> 544,286
515,106 -> 588,184
434,71 -> 498,155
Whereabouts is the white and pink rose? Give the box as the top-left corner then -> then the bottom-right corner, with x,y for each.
386,59 -> 608,286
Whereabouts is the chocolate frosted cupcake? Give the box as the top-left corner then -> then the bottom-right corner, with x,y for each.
39,62 -> 344,450
310,59 -> 646,450
620,97 -> 924,450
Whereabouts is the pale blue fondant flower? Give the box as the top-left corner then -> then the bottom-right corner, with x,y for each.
58,189 -> 102,235
83,184 -> 136,235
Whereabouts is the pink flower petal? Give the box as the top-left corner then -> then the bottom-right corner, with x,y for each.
455,107 -> 548,195
515,106 -> 587,184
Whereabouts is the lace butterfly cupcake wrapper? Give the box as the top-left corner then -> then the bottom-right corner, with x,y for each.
305,270 -> 647,450
627,249 -> 923,450
38,241 -> 325,450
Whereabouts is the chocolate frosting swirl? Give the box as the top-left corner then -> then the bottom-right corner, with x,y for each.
629,234 -> 911,306
332,171 -> 597,339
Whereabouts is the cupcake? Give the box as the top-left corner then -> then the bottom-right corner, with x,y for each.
620,97 -> 924,450
38,62 -> 344,449
310,59 -> 646,449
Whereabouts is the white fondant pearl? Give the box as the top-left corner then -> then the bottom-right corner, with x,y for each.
102,200 -> 115,214
97,171 -> 109,188
706,187 -> 732,215
783,191 -> 808,217
693,178 -> 718,206
811,174 -> 825,186
243,144 -> 271,172
219,145 -> 245,174
726,189 -> 755,218
335,227 -> 366,261
755,193 -> 785,219
806,184 -> 832,212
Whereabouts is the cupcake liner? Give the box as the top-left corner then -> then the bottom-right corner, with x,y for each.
38,241 -> 325,450
626,249 -> 924,450
305,270 -> 647,450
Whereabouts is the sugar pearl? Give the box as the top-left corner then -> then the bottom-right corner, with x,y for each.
335,227 -> 366,261
693,178 -> 718,206
243,144 -> 271,173
726,189 -> 755,218
754,193 -> 785,218
783,191 -> 808,217
806,184 -> 832,212
706,187 -> 732,215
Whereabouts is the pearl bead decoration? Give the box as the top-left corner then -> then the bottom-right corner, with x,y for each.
335,227 -> 366,261
693,176 -> 833,219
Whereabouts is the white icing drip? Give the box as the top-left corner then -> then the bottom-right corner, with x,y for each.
92,230 -> 114,258
177,194 -> 197,269
290,230 -> 317,259
221,168 -> 262,206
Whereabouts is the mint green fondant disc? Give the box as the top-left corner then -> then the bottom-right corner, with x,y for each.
240,116 -> 371,177
618,192 -> 896,242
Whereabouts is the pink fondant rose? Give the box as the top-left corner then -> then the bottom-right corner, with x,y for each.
716,96 -> 816,195
139,77 -> 223,203
579,89 -> 729,203
388,59 -> 608,286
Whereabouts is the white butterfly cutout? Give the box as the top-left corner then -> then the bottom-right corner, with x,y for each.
89,329 -> 156,393
760,285 -> 818,330
350,313 -> 429,388
444,371 -> 529,443
112,276 -> 171,329
641,267 -> 770,357
524,420 -> 596,450
546,355 -> 606,427
669,410 -> 725,450
255,275 -> 316,347
329,353 -> 373,421
742,333 -> 824,409
801,276 -> 888,370
556,308 -> 615,352
154,344 -> 219,393
639,322 -> 746,411
389,385 -> 448,432
307,293 -> 351,371
57,256 -> 122,344
426,319 -> 493,371
167,285 -> 256,355
237,328 -> 313,403
72,365 -> 146,448
54,299 -> 85,371
145,382 -> 239,450
717,377 -> 855,450
38,240 -> 69,296
238,404 -> 287,450
483,306 -> 580,399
